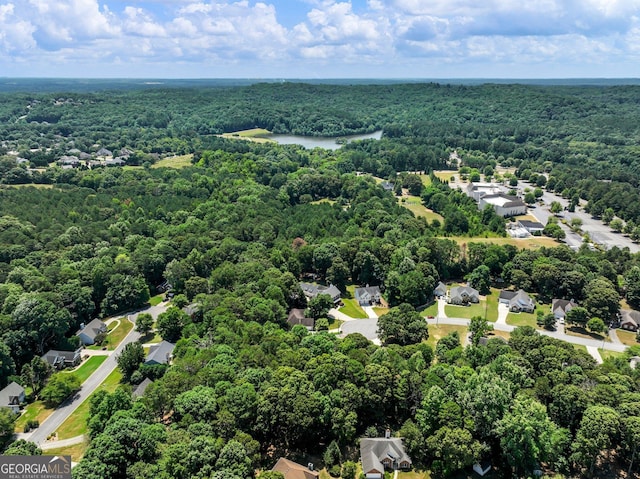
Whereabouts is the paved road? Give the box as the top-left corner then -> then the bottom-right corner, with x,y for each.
520,180 -> 640,253
26,303 -> 168,446
340,315 -> 627,358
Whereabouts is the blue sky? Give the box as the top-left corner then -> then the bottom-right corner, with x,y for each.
1,0 -> 640,78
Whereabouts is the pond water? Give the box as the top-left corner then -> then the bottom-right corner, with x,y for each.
270,130 -> 383,150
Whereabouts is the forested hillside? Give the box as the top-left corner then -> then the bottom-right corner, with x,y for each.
1,82 -> 640,478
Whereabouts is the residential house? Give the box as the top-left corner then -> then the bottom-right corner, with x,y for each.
271,458 -> 319,479
449,286 -> 479,305
41,348 -> 82,370
499,289 -> 535,313
76,319 -> 107,346
380,181 -> 394,192
132,378 -> 153,399
145,340 -> 175,365
355,286 -> 382,306
300,283 -> 342,304
360,437 -> 412,478
552,299 -> 577,320
105,158 -> 126,167
433,281 -> 447,298
96,147 -> 112,158
0,381 -> 26,414
478,193 -> 527,217
518,220 -> 545,234
473,461 -> 492,477
287,309 -> 314,330
620,309 -> 640,332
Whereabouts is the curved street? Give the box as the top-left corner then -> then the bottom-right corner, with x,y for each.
25,302 -> 168,446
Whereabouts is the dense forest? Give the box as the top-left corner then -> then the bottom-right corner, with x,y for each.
1,82 -> 640,478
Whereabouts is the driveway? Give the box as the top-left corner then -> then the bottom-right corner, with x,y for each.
26,302 -> 169,446
496,303 -> 509,326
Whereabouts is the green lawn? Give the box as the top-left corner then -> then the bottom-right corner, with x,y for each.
43,441 -> 88,462
103,317 -> 133,350
599,349 -> 625,361
14,400 -> 53,433
426,324 -> 468,350
56,369 -> 123,440
63,356 -> 107,383
447,236 -> 559,250
565,326 -> 608,342
485,289 -> 500,322
617,329 -> 638,347
506,304 -> 547,328
15,356 -> 108,433
373,306 -> 389,317
399,196 -> 444,223
445,302 -> 486,320
339,298 -> 368,318
151,154 -> 194,169
328,318 -> 344,330
421,302 -> 439,317
148,294 -> 164,306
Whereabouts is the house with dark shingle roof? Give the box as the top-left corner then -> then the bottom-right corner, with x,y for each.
0,381 -> 25,414
145,340 -> 175,365
76,319 -> 107,346
41,348 -> 82,370
287,309 -> 314,330
499,289 -> 535,313
271,458 -> 319,479
433,281 -> 447,298
552,299 -> 577,320
355,286 -> 381,306
132,378 -> 153,399
620,309 -> 640,332
360,437 -> 412,478
449,286 -> 479,305
300,283 -> 342,304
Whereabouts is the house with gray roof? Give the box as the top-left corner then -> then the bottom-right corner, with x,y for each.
355,286 -> 381,306
552,299 -> 577,320
360,437 -> 412,478
145,340 -> 175,365
449,286 -> 479,305
132,378 -> 153,399
287,308 -> 314,330
0,381 -> 25,414
433,281 -> 447,298
42,348 -> 82,370
499,289 -> 535,313
76,319 -> 107,346
620,309 -> 640,332
299,282 -> 342,304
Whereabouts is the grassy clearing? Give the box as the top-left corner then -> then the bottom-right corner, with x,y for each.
373,306 -> 390,317
445,302 -> 486,320
151,154 -> 194,169
56,369 -> 123,440
600,349 -> 625,361
421,302 -> 439,317
514,214 -> 540,222
398,471 -> 432,479
432,170 -> 456,182
485,289 -> 500,322
311,198 -> 336,205
63,356 -> 108,384
103,317 -> 133,350
1,184 -> 54,189
617,329 -> 638,347
506,305 -> 547,328
43,441 -> 88,462
448,236 -> 559,250
140,331 -> 162,344
488,330 -> 511,342
426,324 -> 468,350
149,294 -> 164,306
418,174 -> 432,186
15,401 -> 53,433
339,298 -> 368,319
328,318 -> 343,330
220,128 -> 274,143
399,196 -> 444,223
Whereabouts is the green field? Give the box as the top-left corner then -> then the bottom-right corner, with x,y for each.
42,441 -> 88,462
599,349 -> 625,361
56,369 -> 123,440
339,298 -> 368,318
399,196 -> 444,223
148,294 -> 164,306
616,329 -> 638,347
14,400 -> 53,433
103,318 -> 134,350
506,304 -> 547,328
421,302 -> 439,317
449,236 -> 559,250
426,324 -> 468,351
151,154 -> 194,169
63,356 -> 107,383
445,302 -> 486,320
220,128 -> 274,143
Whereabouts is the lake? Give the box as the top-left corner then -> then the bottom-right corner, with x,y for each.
270,130 -> 383,150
